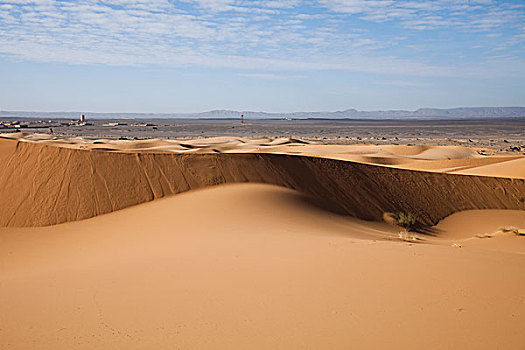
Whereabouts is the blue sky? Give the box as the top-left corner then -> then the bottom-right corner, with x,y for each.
0,0 -> 524,112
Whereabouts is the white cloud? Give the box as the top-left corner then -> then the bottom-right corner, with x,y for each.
318,0 -> 525,32
375,80 -> 432,87
239,72 -> 306,79
0,0 -> 523,79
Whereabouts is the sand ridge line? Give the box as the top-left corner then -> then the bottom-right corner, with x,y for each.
1,132 -> 523,179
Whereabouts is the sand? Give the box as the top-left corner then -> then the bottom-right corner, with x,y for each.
0,133 -> 524,349
0,134 -> 524,227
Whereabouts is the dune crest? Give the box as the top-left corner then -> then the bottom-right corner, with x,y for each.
0,134 -> 524,227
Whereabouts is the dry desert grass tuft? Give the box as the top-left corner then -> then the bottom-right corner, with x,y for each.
475,233 -> 492,239
397,230 -> 423,243
498,226 -> 521,235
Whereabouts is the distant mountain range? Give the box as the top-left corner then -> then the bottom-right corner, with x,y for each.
1,107 -> 524,120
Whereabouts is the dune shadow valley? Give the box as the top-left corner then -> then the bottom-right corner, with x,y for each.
1,132 -> 525,349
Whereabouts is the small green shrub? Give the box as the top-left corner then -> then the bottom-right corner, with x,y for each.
394,212 -> 416,230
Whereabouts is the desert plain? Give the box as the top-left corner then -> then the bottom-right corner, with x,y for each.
0,119 -> 524,349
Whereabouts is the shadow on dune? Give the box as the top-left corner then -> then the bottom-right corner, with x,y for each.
0,138 -> 524,228
413,225 -> 442,237
292,191 -> 349,217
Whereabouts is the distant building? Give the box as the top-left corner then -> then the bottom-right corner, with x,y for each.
80,114 -> 85,122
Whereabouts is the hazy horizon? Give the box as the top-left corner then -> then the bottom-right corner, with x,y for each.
2,106 -> 525,121
2,106 -> 525,113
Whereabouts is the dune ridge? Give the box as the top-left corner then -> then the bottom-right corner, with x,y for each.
0,136 -> 524,227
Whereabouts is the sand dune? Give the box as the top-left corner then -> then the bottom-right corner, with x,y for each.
0,134 -> 524,227
4,133 -> 524,175
1,133 -> 524,349
1,184 -> 524,349
454,157 -> 525,178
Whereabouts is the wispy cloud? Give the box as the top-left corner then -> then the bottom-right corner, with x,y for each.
239,72 -> 306,79
318,0 -> 525,32
375,80 -> 432,87
0,0 -> 523,78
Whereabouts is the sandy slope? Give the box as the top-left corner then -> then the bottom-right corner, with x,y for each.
1,133 -> 524,349
0,134 -> 524,227
1,184 -> 524,349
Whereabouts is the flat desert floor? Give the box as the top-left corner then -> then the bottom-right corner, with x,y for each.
1,132 -> 524,349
